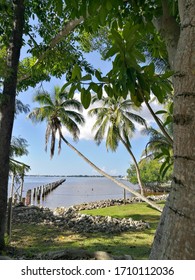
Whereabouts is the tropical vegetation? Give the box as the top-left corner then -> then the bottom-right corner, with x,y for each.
127,159 -> 172,185
28,86 -> 163,212
89,95 -> 146,195
0,0 -> 194,259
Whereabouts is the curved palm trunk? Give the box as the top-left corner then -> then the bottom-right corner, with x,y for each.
144,99 -> 173,145
60,133 -> 163,212
119,137 -> 144,196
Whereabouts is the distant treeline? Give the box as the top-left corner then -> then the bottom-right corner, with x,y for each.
25,175 -> 123,178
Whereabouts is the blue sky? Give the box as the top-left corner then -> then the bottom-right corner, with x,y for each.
13,51 -> 160,176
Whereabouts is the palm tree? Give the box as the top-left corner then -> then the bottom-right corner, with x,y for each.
88,95 -> 147,196
9,136 -> 30,200
28,86 -> 163,212
29,86 -> 85,158
142,126 -> 173,179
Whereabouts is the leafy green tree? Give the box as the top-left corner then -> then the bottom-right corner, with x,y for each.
89,95 -> 146,195
0,0 -> 96,249
69,1 -> 195,259
127,159 -> 172,185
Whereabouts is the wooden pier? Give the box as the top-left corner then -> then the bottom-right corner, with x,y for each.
25,178 -> 66,206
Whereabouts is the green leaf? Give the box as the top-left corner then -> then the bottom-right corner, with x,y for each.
81,88 -> 91,109
68,84 -> 77,99
81,74 -> 92,81
161,147 -> 170,156
97,85 -> 103,99
111,29 -> 123,46
161,163 -> 172,179
144,63 -> 155,77
106,0 -> 112,11
90,82 -> 99,93
111,29 -> 125,53
159,161 -> 168,175
60,81 -> 72,92
161,70 -> 174,79
99,5 -> 107,25
55,0 -> 63,16
169,102 -> 173,114
155,110 -> 168,115
164,116 -> 173,127
104,85 -> 113,97
154,153 -> 165,159
151,84 -> 164,103
71,65 -> 81,80
104,46 -> 118,59
95,70 -> 102,81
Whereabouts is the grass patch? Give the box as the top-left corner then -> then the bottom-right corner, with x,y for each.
9,201 -> 164,259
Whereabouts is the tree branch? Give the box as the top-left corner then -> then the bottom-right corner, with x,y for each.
18,16 -> 84,84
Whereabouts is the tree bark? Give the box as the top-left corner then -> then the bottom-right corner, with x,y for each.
119,136 -> 145,196
150,0 -> 195,259
0,0 -> 24,250
153,0 -> 180,69
60,133 -> 163,212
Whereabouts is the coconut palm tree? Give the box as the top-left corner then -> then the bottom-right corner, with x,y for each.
88,95 -> 147,196
28,86 -> 163,212
9,136 -> 30,204
142,126 -> 173,179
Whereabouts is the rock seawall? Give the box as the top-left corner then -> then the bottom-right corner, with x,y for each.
12,205 -> 149,234
12,195 -> 167,234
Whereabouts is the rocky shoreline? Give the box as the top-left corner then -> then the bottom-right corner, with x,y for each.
68,194 -> 168,211
12,194 -> 167,234
8,195 -> 167,260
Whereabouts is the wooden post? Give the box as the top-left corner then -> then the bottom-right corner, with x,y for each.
10,172 -> 15,203
26,190 -> 31,206
123,188 -> 126,204
7,171 -> 15,242
19,166 -> 25,202
7,197 -> 13,240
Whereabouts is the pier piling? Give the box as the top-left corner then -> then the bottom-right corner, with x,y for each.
25,178 -> 66,206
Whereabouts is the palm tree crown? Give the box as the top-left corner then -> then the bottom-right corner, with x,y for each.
89,96 -> 146,151
28,86 -> 85,158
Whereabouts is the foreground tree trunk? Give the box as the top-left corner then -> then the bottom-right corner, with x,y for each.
150,0 -> 195,259
0,0 -> 24,250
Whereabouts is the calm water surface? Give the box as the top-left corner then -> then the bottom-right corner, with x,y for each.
9,176 -> 139,209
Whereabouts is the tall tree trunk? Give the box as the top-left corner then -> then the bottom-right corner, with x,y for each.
119,136 -> 145,196
0,0 -> 24,251
150,0 -> 195,259
60,133 -> 163,212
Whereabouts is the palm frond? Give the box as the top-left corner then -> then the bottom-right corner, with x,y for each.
62,99 -> 84,112
106,125 -> 119,151
62,110 -> 85,126
33,92 -> 53,106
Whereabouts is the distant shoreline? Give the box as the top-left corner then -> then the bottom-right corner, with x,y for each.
25,175 -> 124,178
